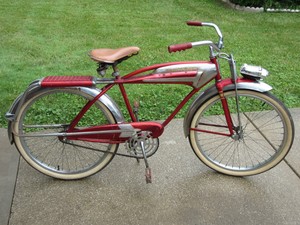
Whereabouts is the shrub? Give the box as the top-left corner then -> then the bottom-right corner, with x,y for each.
230,0 -> 300,9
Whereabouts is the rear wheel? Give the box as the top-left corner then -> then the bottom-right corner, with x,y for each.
189,90 -> 294,176
14,88 -> 118,180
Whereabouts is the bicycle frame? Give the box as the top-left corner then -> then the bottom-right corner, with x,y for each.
8,21 -> 292,182
6,21 -> 273,146
37,57 -> 240,144
6,54 -> 273,146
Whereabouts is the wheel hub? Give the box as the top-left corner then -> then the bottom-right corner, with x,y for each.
232,126 -> 244,141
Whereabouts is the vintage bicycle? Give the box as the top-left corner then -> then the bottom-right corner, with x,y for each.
6,21 -> 294,183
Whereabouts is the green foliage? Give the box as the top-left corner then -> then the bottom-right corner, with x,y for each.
1,0 -> 300,127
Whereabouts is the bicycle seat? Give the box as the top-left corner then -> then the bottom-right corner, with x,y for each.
89,46 -> 140,64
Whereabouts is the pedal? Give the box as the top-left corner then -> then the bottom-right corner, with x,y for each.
145,167 -> 152,184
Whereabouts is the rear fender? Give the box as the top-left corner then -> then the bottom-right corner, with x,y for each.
6,80 -> 124,144
183,78 -> 272,137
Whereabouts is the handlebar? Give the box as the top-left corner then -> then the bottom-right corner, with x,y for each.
186,21 -> 203,26
168,21 -> 224,54
168,43 -> 192,53
168,41 -> 220,53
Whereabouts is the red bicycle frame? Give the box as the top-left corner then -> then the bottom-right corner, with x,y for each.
40,56 -> 236,143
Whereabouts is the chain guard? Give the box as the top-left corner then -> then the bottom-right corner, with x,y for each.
125,131 -> 159,159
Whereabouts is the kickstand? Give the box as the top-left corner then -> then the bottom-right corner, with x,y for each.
133,149 -> 140,163
133,100 -> 141,164
140,140 -> 152,183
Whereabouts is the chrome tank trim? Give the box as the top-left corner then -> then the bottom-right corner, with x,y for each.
152,63 -> 217,88
154,63 -> 215,73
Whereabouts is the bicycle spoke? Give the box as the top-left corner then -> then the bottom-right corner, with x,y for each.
243,112 -> 278,152
189,90 -> 293,175
15,88 -> 119,179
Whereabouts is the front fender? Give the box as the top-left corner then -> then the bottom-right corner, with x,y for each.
6,81 -> 125,144
183,78 -> 272,137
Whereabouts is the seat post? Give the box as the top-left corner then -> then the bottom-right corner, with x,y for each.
112,64 -> 120,77
97,63 -> 109,76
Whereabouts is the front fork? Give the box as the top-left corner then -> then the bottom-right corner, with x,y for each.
216,87 -> 235,136
215,54 -> 242,138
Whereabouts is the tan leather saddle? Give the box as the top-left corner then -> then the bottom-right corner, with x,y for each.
89,46 -> 140,64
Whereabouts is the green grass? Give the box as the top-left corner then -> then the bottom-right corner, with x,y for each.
1,0 -> 300,127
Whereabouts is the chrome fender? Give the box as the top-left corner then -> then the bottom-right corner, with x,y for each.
6,80 -> 125,144
183,80 -> 272,137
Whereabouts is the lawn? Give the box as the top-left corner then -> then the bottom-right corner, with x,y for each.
0,0 -> 299,127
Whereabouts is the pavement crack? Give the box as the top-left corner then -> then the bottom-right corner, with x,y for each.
284,159 -> 300,179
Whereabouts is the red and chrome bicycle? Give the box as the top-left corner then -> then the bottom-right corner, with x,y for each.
6,21 -> 294,183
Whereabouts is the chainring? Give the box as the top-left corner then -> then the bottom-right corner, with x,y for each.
125,131 -> 159,159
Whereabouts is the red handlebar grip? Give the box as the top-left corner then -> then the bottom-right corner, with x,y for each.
186,21 -> 203,26
168,43 -> 193,53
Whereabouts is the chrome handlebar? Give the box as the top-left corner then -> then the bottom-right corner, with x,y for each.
168,21 -> 224,54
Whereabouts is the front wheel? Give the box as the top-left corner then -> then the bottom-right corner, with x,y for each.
189,90 -> 294,176
13,88 -> 119,180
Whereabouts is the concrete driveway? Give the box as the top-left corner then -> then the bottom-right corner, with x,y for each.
1,108 -> 300,225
